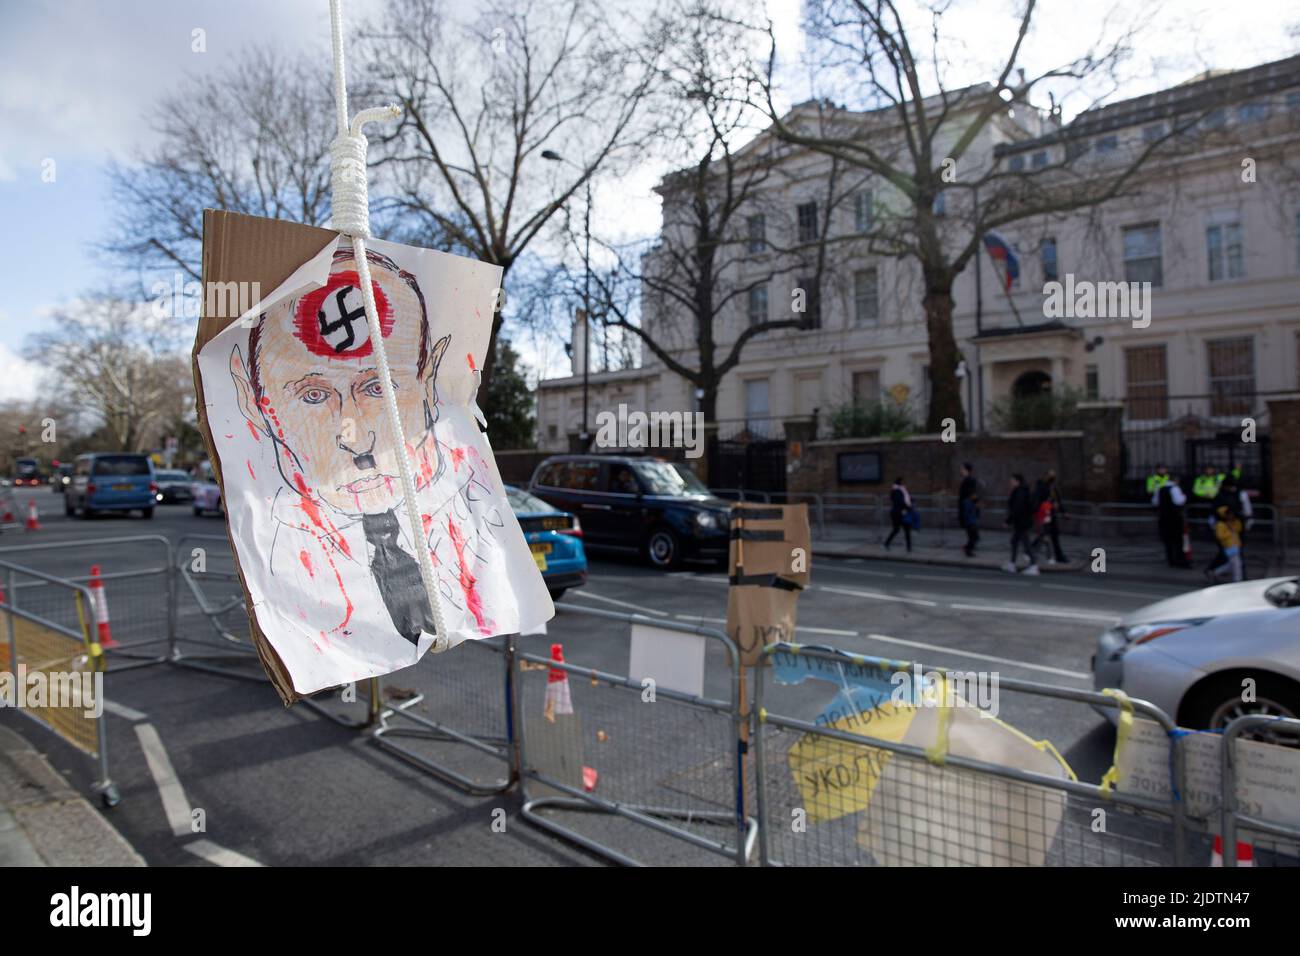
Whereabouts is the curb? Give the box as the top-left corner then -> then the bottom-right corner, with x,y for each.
0,723 -> 145,867
812,540 -> 1084,573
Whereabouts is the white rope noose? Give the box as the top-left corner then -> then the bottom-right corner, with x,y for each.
327,0 -> 451,653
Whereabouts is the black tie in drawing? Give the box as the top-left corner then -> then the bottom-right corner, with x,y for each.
318,286 -> 367,353
361,509 -> 434,645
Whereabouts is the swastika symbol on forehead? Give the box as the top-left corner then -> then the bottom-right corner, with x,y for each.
317,286 -> 368,353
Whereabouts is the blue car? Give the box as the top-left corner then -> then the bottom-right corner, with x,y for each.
66,453 -> 157,519
505,485 -> 587,601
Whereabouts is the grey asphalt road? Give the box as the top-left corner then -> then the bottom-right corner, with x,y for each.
0,488 -> 1199,866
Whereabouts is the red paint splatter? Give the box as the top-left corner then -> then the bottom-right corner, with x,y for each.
448,516 -> 489,634
246,460 -> 256,480
421,513 -> 433,535
291,471 -> 355,632
246,420 -> 262,442
224,433 -> 234,439
299,550 -> 314,577
467,352 -> 476,372
449,446 -> 466,472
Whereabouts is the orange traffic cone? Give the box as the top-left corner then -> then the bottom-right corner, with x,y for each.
88,565 -> 117,649
1211,835 -> 1254,867
24,499 -> 41,531
544,643 -> 573,723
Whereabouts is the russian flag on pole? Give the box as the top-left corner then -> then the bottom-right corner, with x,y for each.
983,232 -> 1020,291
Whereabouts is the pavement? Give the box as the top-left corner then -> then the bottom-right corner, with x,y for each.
0,724 -> 144,866
813,535 -> 1086,572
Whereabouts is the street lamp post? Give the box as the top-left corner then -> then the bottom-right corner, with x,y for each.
543,150 -> 592,444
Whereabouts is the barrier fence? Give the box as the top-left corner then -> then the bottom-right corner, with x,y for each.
0,558 -> 118,806
0,533 -> 1296,865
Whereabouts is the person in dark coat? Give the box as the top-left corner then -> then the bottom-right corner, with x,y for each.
957,462 -> 979,557
1004,474 -> 1038,575
1154,475 -> 1191,568
883,477 -> 913,553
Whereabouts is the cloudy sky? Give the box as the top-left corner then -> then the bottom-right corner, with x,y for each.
0,0 -> 1296,400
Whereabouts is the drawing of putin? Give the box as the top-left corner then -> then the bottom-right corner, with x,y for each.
228,246 -> 509,651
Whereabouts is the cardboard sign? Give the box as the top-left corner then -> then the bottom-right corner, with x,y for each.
194,211 -> 552,702
1115,717 -> 1300,834
726,503 -> 809,667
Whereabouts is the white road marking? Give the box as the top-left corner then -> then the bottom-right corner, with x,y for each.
949,602 -> 1120,624
103,699 -> 147,722
135,723 -> 193,838
819,585 -> 938,607
571,590 -> 669,616
1039,582 -> 1174,601
797,626 -> 858,637
184,839 -> 264,867
862,632 -> 1091,681
812,563 -> 894,578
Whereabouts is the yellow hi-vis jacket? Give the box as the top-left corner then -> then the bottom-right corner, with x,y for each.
1145,473 -> 1170,495
1193,473 -> 1223,499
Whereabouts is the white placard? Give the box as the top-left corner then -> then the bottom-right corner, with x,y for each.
628,623 -> 706,699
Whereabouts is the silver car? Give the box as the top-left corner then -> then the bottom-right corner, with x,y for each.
1093,577 -> 1300,731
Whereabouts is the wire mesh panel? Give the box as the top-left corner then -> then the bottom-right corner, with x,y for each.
372,637 -> 514,794
755,644 -> 1191,867
516,604 -> 747,866
1220,715 -> 1300,867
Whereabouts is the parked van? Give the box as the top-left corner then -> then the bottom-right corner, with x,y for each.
66,453 -> 158,519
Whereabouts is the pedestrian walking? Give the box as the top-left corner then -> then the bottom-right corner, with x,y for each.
1209,497 -> 1245,584
1004,474 -> 1039,575
1154,475 -> 1191,568
957,462 -> 980,557
1029,469 -> 1067,564
883,476 -> 914,553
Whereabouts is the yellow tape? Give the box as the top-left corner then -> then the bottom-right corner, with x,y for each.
924,675 -> 953,765
758,707 -> 767,723
1098,688 -> 1134,796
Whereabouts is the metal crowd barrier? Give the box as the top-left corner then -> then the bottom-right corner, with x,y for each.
1220,714 -> 1300,867
515,602 -> 753,866
752,643 -> 1194,867
371,636 -> 513,795
0,558 -> 118,807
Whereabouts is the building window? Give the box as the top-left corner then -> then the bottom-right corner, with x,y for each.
1085,364 -> 1099,401
1202,108 -> 1227,130
1041,237 -> 1058,282
854,190 -> 874,232
746,214 -> 766,253
796,201 -> 819,243
795,277 -> 821,329
1207,336 -> 1255,416
1142,123 -> 1165,143
1031,150 -> 1048,168
1207,222 -> 1244,281
746,284 -> 768,327
1294,210 -> 1300,272
547,424 -> 558,440
932,191 -> 946,217
1096,135 -> 1118,153
852,370 -> 880,405
1065,139 -> 1089,161
1007,154 -> 1025,172
1237,101 -> 1269,123
1125,345 -> 1168,420
853,268 -> 879,325
1123,222 -> 1163,287
745,379 -> 770,434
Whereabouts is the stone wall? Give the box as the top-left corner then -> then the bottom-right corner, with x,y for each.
1267,396 -> 1300,506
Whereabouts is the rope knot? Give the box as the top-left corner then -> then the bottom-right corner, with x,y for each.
330,131 -> 372,238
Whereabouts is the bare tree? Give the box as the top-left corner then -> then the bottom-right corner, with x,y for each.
580,0 -> 848,423
760,0 -> 1254,430
26,299 -> 190,452
103,48 -> 336,286
361,0 -> 665,394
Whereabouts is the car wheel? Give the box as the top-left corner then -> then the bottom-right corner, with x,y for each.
83,503 -> 95,519
193,505 -> 203,516
644,528 -> 681,570
1182,673 -> 1300,743
64,498 -> 74,517
141,508 -> 154,520
548,588 -> 567,602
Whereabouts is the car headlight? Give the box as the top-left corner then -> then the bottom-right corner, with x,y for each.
1122,619 -> 1207,647
695,511 -> 719,530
